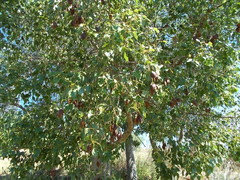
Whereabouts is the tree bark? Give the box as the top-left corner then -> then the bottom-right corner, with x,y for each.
116,112 -> 134,144
125,135 -> 138,180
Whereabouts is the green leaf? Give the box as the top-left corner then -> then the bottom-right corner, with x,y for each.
123,52 -> 129,62
133,31 -> 138,40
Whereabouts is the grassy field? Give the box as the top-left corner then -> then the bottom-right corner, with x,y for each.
1,149 -> 240,179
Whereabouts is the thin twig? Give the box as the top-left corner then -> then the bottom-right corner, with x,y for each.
135,134 -> 146,147
12,103 -> 27,112
207,0 -> 231,13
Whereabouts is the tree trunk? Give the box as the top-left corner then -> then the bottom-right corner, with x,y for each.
125,135 -> 138,180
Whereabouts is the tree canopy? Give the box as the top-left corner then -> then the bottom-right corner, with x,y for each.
0,0 -> 239,179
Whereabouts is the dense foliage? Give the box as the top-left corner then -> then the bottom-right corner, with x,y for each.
0,0 -> 239,179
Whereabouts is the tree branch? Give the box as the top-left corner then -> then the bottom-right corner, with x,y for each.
207,0 -> 231,13
149,135 -> 158,153
12,103 -> 27,112
178,128 -> 184,143
115,112 -> 134,144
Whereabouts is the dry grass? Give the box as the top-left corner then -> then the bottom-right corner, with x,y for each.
1,149 -> 240,179
114,148 -> 240,180
0,158 -> 10,175
113,148 -> 156,179
209,160 -> 240,180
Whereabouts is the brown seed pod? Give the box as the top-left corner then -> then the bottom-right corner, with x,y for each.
109,124 -> 117,134
169,98 -> 181,108
67,0 -> 73,4
212,34 -> 219,40
124,99 -> 130,106
109,124 -> 114,133
57,109 -> 64,118
162,142 -> 166,150
210,38 -> 215,44
210,34 -> 219,44
134,113 -> 142,125
150,71 -> 159,82
110,135 -> 115,143
163,78 -> 170,86
81,31 -> 87,40
49,169 -> 57,178
196,31 -> 201,38
72,100 -> 84,109
175,98 -> 181,103
51,22 -> 58,29
236,27 -> 240,33
205,108 -> 211,113
184,89 -> 189,96
80,121 -> 86,128
169,99 -> 177,108
71,15 -> 84,27
69,8 -> 75,15
96,160 -> 101,168
169,101 -> 175,108
150,84 -> 157,95
193,31 -> 201,40
101,0 -> 106,5
163,24 -> 169,28
113,129 -> 119,136
77,16 -> 84,24
144,100 -> 151,108
73,100 -> 78,106
150,71 -> 157,79
71,20 -> 78,27
87,144 -> 93,153
109,14 -> 113,20
77,101 -> 84,109
192,100 -> 198,106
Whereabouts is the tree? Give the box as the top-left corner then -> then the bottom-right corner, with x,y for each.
0,0 -> 239,179
126,136 -> 138,180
